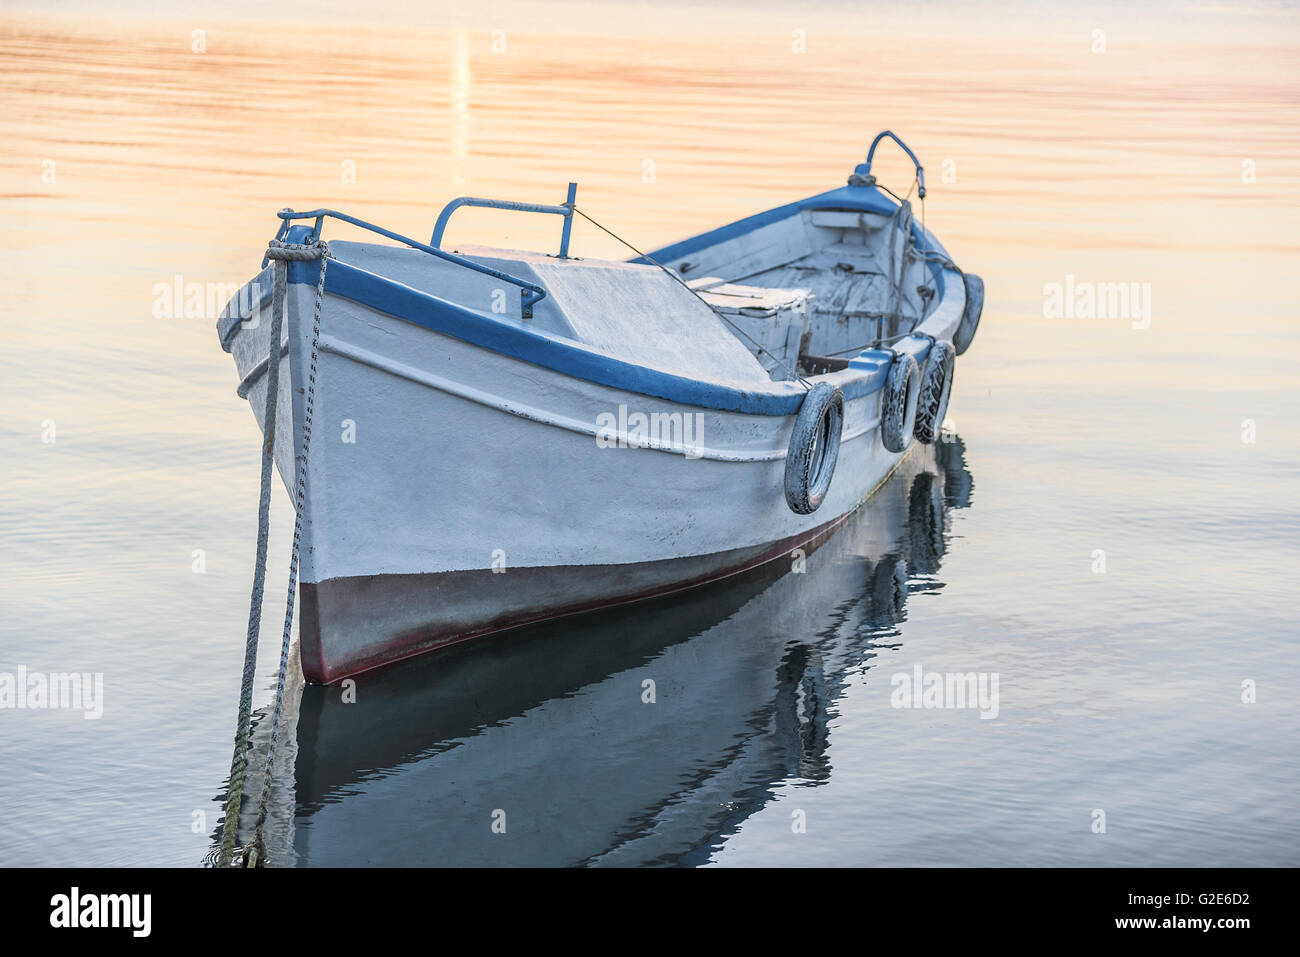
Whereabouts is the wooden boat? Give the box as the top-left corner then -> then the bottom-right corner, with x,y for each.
216,132 -> 984,683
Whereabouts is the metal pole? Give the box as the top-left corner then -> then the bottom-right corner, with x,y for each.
559,182 -> 577,258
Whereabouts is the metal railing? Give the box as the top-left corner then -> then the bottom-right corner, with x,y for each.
857,130 -> 926,199
431,182 -> 577,258
271,207 -> 550,317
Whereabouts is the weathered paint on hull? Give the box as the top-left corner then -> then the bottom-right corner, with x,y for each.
226,293 -> 930,684
298,503 -> 867,683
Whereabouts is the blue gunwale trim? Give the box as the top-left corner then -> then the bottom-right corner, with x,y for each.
278,259 -> 891,415
636,183 -> 951,295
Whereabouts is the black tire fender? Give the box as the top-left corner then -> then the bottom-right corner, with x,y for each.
880,352 -> 920,454
954,272 -> 983,355
914,339 -> 956,444
784,382 -> 844,515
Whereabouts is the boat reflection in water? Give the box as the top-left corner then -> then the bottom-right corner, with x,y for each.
260,436 -> 973,866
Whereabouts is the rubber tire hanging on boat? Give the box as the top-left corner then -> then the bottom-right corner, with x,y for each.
784,382 -> 844,515
954,273 -> 984,355
914,339 -> 956,444
880,352 -> 920,454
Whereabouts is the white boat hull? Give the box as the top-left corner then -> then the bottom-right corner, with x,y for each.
229,281 -> 940,682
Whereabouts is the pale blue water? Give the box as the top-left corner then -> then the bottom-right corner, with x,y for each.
0,0 -> 1297,866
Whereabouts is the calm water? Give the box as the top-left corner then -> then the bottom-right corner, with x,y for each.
1,0 -> 1297,866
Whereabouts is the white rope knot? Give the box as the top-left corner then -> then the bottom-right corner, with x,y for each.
265,238 -> 331,261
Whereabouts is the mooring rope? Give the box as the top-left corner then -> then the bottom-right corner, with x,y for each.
217,237 -> 330,868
